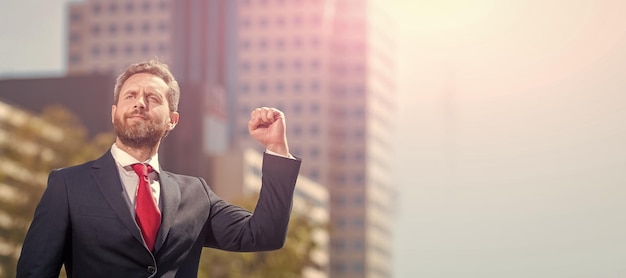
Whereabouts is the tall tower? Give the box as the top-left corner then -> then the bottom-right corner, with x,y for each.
233,0 -> 396,277
67,0 -> 174,75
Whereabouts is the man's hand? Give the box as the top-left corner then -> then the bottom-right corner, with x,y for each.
248,107 -> 290,157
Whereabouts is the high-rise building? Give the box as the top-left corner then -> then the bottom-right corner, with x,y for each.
232,1 -> 396,277
66,0 -> 395,277
67,0 -> 174,75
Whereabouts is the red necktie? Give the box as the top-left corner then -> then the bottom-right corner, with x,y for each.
132,163 -> 161,252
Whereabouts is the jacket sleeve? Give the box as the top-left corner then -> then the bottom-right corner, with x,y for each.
203,153 -> 301,251
17,170 -> 70,278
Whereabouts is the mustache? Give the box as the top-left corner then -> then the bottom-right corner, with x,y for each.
125,110 -> 150,119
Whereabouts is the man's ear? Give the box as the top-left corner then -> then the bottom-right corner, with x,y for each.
168,112 -> 180,130
111,105 -> 116,124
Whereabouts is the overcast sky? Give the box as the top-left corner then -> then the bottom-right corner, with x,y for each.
2,0 -> 626,277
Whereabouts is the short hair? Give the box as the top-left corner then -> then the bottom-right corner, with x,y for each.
113,59 -> 180,112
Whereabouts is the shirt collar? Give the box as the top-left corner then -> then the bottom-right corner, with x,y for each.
110,143 -> 161,174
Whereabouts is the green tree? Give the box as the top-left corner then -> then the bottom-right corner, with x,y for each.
0,105 -> 113,278
198,194 -> 322,278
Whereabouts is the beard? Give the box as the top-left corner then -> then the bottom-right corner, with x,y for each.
113,110 -> 169,149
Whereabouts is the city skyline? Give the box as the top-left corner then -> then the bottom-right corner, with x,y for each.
2,0 -> 626,277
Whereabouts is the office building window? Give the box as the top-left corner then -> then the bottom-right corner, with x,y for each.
353,108 -> 364,119
108,45 -> 117,56
310,80 -> 320,92
109,23 -> 117,35
158,21 -> 168,32
275,38 -> 285,49
258,82 -> 268,94
335,173 -> 347,185
293,15 -> 302,27
354,85 -> 365,96
310,146 -> 320,158
292,103 -> 302,114
109,2 -> 118,13
293,37 -> 302,49
125,22 -> 134,34
158,43 -> 167,53
142,1 -> 151,11
353,195 -> 364,206
125,44 -> 134,55
91,45 -> 101,57
258,38 -> 268,50
69,32 -> 80,43
159,0 -> 168,10
292,59 -> 302,71
336,218 -> 347,229
310,59 -> 320,70
310,124 -> 319,136
70,12 -> 81,23
69,53 -> 81,64
258,17 -> 268,28
142,21 -> 151,33
354,152 -> 364,162
141,43 -> 150,54
239,83 -> 250,94
353,261 -> 364,273
354,218 -> 364,228
276,16 -> 285,27
292,81 -> 302,92
125,2 -> 135,13
354,173 -> 364,184
92,3 -> 102,14
311,14 -> 321,27
91,24 -> 101,35
258,60 -> 268,71
310,36 -> 320,48
274,81 -> 284,93
354,128 -> 364,139
309,168 -> 320,181
310,102 -> 320,114
275,60 -> 284,71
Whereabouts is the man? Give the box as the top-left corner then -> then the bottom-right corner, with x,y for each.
16,60 -> 301,278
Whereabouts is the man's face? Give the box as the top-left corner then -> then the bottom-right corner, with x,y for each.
112,73 -> 179,149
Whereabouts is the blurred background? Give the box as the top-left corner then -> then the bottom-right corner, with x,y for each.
1,0 -> 626,277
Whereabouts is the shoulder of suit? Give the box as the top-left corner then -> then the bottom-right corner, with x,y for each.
51,159 -> 97,175
160,170 -> 206,183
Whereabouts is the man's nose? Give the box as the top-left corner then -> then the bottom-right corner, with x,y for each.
134,96 -> 146,109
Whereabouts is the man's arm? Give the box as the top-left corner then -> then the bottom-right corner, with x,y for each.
203,153 -> 301,251
17,170 -> 69,278
203,107 -> 300,251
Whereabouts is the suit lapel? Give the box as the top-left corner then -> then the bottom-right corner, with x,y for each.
91,151 -> 145,247
154,170 -> 181,253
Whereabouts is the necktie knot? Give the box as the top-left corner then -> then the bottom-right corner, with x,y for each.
131,163 -> 153,177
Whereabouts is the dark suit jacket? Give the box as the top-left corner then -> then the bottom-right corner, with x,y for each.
16,151 -> 301,278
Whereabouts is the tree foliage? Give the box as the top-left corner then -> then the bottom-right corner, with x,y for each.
0,105 -> 114,278
198,194 -> 322,278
